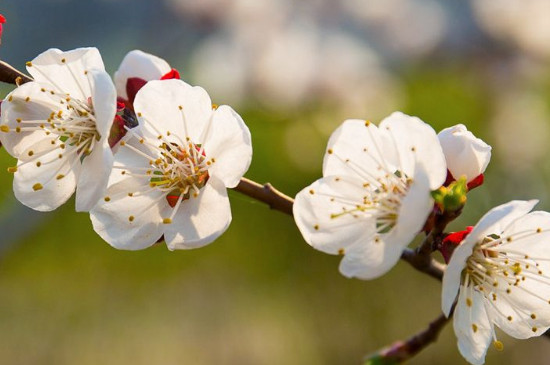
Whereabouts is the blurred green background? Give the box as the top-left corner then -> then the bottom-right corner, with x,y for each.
2,1 -> 550,364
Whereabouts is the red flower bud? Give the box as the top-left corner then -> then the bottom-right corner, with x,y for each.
440,226 -> 473,263
0,14 -> 6,45
160,68 -> 180,80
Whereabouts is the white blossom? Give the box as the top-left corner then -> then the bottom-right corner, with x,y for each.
114,50 -> 178,104
0,47 -> 116,212
442,200 -> 550,365
438,124 -> 491,183
293,112 -> 447,279
90,79 -> 252,250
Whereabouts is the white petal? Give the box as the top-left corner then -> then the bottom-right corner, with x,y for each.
0,82 -> 60,157
87,69 -> 117,139
380,112 -> 447,189
293,175 -> 375,255
90,177 -> 168,250
133,79 -> 213,143
438,124 -> 491,182
164,177 -> 231,250
468,200 -> 538,244
338,230 -> 405,280
13,139 -> 78,211
114,50 -> 171,99
75,140 -> 114,212
443,240 -> 478,317
27,47 -> 104,100
322,119 -> 398,181
203,105 -> 252,188
453,286 -> 493,365
489,273 -> 550,340
394,163 -> 433,243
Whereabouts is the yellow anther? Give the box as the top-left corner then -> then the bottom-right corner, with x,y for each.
0,125 -> 10,132
163,218 -> 172,224
7,167 -> 17,173
32,183 -> 43,191
493,341 -> 504,351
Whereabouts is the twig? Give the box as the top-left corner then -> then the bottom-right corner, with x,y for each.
233,177 -> 294,216
363,312 -> 450,364
401,248 -> 445,281
0,60 -> 32,85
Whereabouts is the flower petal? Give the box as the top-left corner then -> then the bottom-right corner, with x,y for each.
87,69 -> 117,139
114,50 -> 171,100
322,119 -> 398,181
164,177 -> 231,250
27,47 -> 104,100
468,200 -> 538,245
393,163 -> 433,243
13,139 -> 78,211
293,175 -> 375,255
380,112 -> 446,189
442,236 -> 477,316
0,81 -> 60,157
338,230 -> 405,280
133,79 -> 213,143
453,286 -> 493,365
203,105 -> 252,188
90,177 -> 168,250
75,139 -> 114,212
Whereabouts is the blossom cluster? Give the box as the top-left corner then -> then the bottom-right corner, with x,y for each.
0,47 -> 252,250
1,45 -> 550,365
292,115 -> 550,364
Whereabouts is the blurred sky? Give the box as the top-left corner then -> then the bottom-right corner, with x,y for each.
1,1 -> 550,364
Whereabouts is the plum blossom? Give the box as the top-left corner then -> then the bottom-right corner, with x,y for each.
293,112 -> 447,280
0,47 -> 116,212
438,124 -> 491,189
442,200 -> 550,365
90,79 -> 252,250
114,50 -> 180,107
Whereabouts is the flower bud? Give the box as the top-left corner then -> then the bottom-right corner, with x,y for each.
439,226 -> 473,263
0,14 -> 5,45
438,124 -> 491,185
431,177 -> 468,213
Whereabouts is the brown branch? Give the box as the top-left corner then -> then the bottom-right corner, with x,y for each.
0,60 -> 32,85
363,312 -> 450,364
401,248 -> 445,281
233,177 -> 294,216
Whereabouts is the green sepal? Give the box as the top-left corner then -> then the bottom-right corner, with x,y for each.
431,177 -> 468,213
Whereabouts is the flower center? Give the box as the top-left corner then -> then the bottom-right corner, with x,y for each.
54,97 -> 100,156
149,141 -> 210,207
463,235 -> 544,290
331,171 -> 411,234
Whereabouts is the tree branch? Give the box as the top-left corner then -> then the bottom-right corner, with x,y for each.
0,60 -> 32,85
363,312 -> 450,364
233,177 -> 294,216
401,248 -> 445,281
